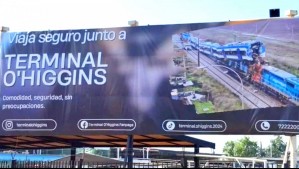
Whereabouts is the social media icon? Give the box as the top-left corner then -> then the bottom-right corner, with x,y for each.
5,121 -> 13,130
166,121 -> 175,131
261,121 -> 270,131
80,121 -> 89,129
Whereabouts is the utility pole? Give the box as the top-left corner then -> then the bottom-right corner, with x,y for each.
198,37 -> 200,67
270,144 -> 272,157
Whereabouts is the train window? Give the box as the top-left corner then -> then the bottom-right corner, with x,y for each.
287,82 -> 295,88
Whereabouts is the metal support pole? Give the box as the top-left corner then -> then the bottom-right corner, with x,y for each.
70,147 -> 76,168
290,136 -> 297,168
147,148 -> 149,159
117,148 -> 120,159
78,159 -> 84,168
11,160 -> 16,168
283,136 -> 297,168
264,161 -> 267,168
194,144 -> 200,168
126,135 -> 134,168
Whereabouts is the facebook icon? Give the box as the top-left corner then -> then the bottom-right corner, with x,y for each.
80,121 -> 89,129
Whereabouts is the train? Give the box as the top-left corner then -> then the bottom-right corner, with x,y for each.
255,65 -> 299,104
180,32 -> 299,105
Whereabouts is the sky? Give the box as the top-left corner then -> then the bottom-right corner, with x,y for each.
0,0 -> 298,31
0,0 -> 299,154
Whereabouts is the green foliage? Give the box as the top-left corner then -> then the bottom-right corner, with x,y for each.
223,136 -> 287,158
235,137 -> 258,157
193,101 -> 214,114
223,141 -> 235,156
223,137 -> 258,157
268,136 -> 286,158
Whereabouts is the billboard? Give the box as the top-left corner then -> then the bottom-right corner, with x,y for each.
1,18 -> 299,135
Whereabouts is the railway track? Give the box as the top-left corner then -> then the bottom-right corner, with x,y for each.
186,50 -> 283,109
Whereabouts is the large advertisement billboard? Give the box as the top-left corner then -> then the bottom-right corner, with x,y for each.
1,19 -> 299,135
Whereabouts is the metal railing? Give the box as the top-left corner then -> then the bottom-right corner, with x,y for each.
0,160 -> 183,168
0,160 -> 284,168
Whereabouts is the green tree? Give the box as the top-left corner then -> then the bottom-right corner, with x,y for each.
235,137 -> 258,157
223,137 -> 258,157
223,141 -> 235,156
267,136 -> 286,158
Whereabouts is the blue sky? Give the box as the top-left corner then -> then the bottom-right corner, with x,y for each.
0,0 -> 298,31
0,0 -> 298,154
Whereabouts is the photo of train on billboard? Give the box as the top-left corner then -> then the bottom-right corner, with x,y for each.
1,18 -> 299,135
171,19 -> 299,114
